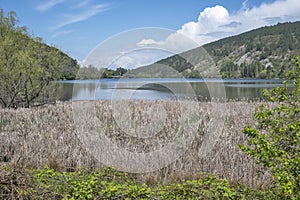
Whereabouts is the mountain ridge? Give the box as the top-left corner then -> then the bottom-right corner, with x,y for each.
127,21 -> 300,78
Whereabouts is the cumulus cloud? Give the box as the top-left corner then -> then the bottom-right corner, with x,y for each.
175,5 -> 232,45
177,0 -> 300,46
137,39 -> 164,47
136,32 -> 199,54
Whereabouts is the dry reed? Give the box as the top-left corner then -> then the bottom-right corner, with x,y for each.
0,100 -> 271,187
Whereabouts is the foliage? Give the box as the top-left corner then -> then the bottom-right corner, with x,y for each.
33,166 -> 152,199
239,57 -> 300,199
76,65 -> 102,80
0,8 -> 79,108
0,165 -> 281,200
113,67 -> 128,77
156,174 -> 237,199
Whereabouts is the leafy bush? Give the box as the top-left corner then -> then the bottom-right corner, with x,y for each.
32,167 -> 279,199
0,164 -> 281,199
239,57 -> 300,199
34,166 -> 153,199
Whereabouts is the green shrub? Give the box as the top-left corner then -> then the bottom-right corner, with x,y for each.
0,165 -> 281,199
239,57 -> 300,199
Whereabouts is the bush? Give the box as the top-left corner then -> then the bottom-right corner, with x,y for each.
0,165 -> 280,199
239,57 -> 300,199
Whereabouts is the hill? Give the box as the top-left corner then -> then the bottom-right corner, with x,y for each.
128,21 -> 300,78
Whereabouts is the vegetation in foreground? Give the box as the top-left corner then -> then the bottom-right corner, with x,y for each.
239,57 -> 300,199
0,165 -> 278,200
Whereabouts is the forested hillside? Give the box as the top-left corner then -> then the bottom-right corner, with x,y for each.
0,9 -> 79,108
131,21 -> 300,78
205,21 -> 300,78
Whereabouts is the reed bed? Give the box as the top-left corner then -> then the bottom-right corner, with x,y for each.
0,100 -> 271,187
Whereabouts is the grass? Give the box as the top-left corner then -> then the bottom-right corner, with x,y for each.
0,100 -> 276,198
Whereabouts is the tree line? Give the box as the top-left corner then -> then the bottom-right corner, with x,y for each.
76,65 -> 128,79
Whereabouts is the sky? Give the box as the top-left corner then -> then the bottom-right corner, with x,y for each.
1,0 -> 300,68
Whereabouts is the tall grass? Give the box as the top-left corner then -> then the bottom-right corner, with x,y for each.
0,100 -> 271,187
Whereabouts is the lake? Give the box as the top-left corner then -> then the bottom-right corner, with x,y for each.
59,78 -> 283,101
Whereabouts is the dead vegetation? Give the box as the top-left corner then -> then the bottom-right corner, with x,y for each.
0,100 -> 271,187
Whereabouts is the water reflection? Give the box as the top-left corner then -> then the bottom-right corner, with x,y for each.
58,78 -> 283,101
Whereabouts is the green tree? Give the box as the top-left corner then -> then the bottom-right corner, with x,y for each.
239,57 -> 300,199
77,65 -> 101,79
0,8 -> 79,108
114,67 -> 127,76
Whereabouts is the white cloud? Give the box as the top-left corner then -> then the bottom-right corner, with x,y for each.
136,5 -> 232,51
136,32 -> 199,54
177,5 -> 232,45
137,39 -> 163,47
177,0 -> 300,46
36,0 -> 66,12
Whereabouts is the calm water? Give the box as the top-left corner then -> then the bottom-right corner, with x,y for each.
59,78 -> 283,101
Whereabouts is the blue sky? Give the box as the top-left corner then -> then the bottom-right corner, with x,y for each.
1,0 -> 300,67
